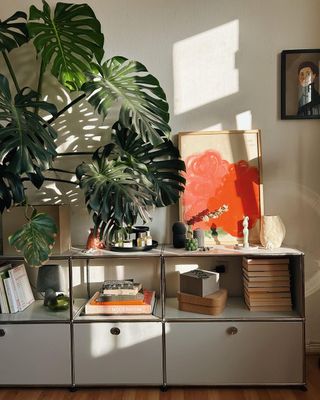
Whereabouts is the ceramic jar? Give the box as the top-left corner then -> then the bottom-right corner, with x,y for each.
260,215 -> 286,249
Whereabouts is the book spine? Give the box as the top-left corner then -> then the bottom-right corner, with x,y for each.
85,303 -> 152,314
8,269 -> 22,311
0,278 -> 10,313
3,278 -> 19,313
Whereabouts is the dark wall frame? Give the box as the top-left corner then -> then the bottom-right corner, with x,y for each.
281,49 -> 320,120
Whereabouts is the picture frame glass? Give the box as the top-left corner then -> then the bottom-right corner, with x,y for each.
179,131 -> 263,246
282,50 -> 320,119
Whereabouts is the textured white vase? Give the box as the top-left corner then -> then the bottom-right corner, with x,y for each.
260,216 -> 286,249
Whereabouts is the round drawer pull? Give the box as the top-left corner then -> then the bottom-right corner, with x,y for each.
110,327 -> 120,336
0,329 -> 5,337
227,326 -> 238,335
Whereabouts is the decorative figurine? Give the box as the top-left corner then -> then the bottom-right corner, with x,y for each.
243,216 -> 249,248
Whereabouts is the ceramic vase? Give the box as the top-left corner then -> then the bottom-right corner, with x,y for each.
260,216 -> 286,249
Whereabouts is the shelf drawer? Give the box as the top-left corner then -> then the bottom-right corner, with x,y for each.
0,324 -> 71,385
74,322 -> 162,385
166,321 -> 304,385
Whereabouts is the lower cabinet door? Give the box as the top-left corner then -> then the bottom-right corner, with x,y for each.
166,321 -> 304,385
0,324 -> 71,385
74,322 -> 162,385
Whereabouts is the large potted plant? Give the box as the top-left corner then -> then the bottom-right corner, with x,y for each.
0,1 -> 185,266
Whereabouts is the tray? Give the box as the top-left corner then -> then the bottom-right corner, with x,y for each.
109,240 -> 158,252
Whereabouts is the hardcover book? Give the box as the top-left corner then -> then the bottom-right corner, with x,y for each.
3,277 -> 19,313
8,264 -> 35,311
102,280 -> 142,295
85,290 -> 156,315
0,263 -> 11,314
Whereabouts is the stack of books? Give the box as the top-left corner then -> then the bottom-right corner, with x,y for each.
0,263 -> 35,314
85,279 -> 156,315
243,258 -> 292,312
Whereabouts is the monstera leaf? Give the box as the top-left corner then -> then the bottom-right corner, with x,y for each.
28,1 -> 104,91
82,57 -> 170,145
0,165 -> 25,213
0,11 -> 29,53
0,74 -> 57,174
76,144 -> 155,239
112,121 -> 186,207
9,210 -> 57,267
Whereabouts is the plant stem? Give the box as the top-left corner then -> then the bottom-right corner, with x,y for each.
43,178 -> 79,185
22,177 -> 78,185
35,59 -> 45,114
49,168 -> 75,174
46,93 -> 86,125
57,151 -> 94,157
2,51 -> 20,93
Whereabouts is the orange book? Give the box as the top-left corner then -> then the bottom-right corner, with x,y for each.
85,290 -> 156,315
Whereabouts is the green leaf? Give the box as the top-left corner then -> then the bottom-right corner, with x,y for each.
28,1 -> 104,91
83,57 -> 170,145
76,144 -> 155,239
0,165 -> 25,213
0,74 -> 57,175
0,11 -> 29,53
9,211 -> 58,267
112,121 -> 185,207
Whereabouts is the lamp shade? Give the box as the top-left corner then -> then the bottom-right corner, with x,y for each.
37,264 -> 66,292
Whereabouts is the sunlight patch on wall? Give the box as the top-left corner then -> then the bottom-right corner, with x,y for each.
44,182 -> 62,195
236,110 -> 252,130
175,264 -> 199,273
173,20 -> 239,115
72,266 -> 81,287
56,135 -> 78,153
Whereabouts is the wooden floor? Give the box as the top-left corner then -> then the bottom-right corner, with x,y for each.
0,355 -> 319,400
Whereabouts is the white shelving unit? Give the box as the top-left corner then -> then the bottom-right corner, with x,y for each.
0,245 -> 306,389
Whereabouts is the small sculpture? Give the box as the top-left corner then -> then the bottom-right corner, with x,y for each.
243,216 -> 249,248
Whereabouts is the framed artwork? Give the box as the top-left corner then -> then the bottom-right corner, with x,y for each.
281,49 -> 320,119
179,130 -> 263,246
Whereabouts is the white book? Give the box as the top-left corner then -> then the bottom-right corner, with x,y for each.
3,277 -> 19,313
8,264 -> 35,311
0,277 -> 10,313
0,263 -> 11,314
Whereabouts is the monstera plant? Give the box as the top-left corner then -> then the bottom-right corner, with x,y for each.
0,1 -> 185,266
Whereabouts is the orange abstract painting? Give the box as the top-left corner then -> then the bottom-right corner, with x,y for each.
179,131 -> 263,245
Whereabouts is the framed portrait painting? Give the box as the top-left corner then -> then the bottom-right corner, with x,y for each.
281,49 -> 320,119
179,130 -> 263,246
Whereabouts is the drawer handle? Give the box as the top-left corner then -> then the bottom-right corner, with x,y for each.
0,329 -> 5,337
227,326 -> 238,335
110,327 -> 120,336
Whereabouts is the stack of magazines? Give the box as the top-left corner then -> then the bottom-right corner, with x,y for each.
85,279 -> 156,315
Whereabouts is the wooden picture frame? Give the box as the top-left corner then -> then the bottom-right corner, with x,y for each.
281,49 -> 320,119
179,130 -> 263,246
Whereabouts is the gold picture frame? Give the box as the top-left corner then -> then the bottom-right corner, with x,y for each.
179,130 -> 263,246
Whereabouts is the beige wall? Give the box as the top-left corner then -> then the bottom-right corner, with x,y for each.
1,0 -> 320,349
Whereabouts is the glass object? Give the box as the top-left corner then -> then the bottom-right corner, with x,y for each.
145,230 -> 153,246
185,238 -> 198,251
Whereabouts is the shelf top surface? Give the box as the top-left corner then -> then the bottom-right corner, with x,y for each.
0,245 -> 303,261
0,299 -> 85,323
165,297 -> 302,321
162,245 -> 303,257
